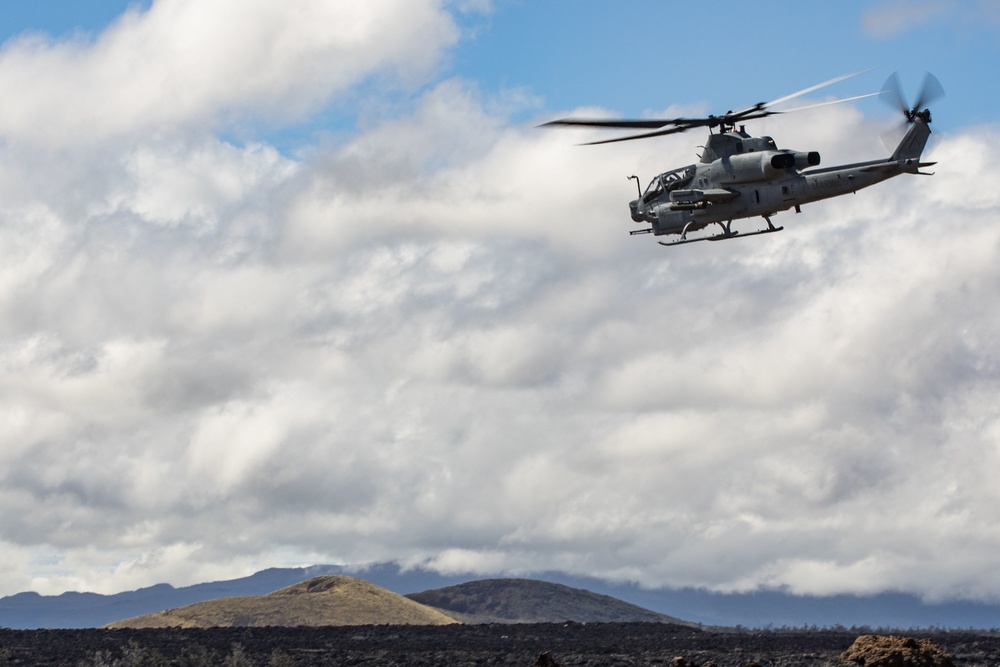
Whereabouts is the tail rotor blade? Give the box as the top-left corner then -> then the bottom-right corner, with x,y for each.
879,72 -> 943,149
913,72 -> 944,111
879,71 -> 908,117
881,120 -> 908,152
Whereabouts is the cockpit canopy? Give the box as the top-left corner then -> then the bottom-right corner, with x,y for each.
643,165 -> 695,204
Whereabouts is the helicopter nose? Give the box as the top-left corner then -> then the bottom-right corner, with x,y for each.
629,199 -> 644,222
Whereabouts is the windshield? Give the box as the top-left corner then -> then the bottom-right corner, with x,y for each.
662,165 -> 695,190
643,165 -> 695,204
642,177 -> 664,202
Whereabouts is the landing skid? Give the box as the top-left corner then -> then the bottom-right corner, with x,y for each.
706,226 -> 784,242
658,217 -> 783,247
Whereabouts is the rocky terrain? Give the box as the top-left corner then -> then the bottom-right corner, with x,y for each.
5,574 -> 1000,665
2,624 -> 1000,666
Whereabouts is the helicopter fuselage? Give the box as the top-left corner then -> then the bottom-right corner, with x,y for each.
629,120 -> 933,245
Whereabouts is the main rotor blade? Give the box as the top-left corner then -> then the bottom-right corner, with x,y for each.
539,118 -> 680,130
557,95 -> 875,145
578,124 -> 693,146
540,113 -> 728,138
719,69 -> 872,126
540,70 -> 876,145
764,69 -> 873,108
773,91 -> 881,115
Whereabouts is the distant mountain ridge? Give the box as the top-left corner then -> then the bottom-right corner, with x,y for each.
4,562 -> 1000,629
106,576 -> 677,628
0,566 -> 346,629
105,576 -> 681,628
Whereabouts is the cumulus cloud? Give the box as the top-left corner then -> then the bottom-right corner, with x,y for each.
0,0 -> 460,145
862,1 -> 950,38
862,0 -> 1000,38
2,1 -> 1000,605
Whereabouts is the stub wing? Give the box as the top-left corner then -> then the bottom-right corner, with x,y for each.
669,188 -> 739,205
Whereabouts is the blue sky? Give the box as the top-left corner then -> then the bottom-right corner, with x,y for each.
463,0 -> 999,138
5,1 -> 991,145
0,0 -> 999,620
0,0 -> 149,38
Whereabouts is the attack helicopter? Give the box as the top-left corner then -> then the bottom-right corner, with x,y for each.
541,71 -> 943,246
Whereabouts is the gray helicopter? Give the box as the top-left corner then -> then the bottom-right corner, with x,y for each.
542,72 -> 942,246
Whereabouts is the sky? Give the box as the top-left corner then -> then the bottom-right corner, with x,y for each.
0,0 -> 999,605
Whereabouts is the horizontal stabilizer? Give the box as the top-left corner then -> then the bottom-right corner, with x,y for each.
860,158 -> 938,175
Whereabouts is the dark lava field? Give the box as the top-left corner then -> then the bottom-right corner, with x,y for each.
3,623 -> 1000,666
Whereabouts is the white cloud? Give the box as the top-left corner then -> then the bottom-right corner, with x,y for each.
0,0 -> 459,145
2,1 -> 1000,607
862,0 -> 1000,38
862,0 -> 950,38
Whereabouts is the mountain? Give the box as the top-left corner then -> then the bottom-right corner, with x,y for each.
0,565 -> 348,629
104,575 -> 458,628
405,578 -> 688,624
5,562 -> 1000,629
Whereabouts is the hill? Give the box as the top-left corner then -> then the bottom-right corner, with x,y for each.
7,561 -> 1000,629
405,578 -> 688,624
104,575 -> 458,628
0,566 -> 350,629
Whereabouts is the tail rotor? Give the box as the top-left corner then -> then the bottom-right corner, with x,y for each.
880,72 -> 943,150
909,72 -> 945,120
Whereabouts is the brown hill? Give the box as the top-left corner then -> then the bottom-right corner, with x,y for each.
406,578 -> 691,624
105,575 -> 458,628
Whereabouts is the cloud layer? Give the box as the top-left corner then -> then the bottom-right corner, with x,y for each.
1,1 -> 999,603
0,0 -> 457,145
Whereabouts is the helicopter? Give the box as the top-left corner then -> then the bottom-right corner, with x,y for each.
541,71 -> 943,246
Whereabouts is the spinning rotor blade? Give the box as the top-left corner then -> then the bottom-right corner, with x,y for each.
540,112 -> 735,145
540,70 -> 874,145
761,69 -> 873,109
879,71 -> 944,150
881,121 -> 907,153
721,69 -> 874,123
577,123 -> 695,146
879,72 -> 909,150
774,91 -> 881,115
880,71 -> 945,120
539,118 -> 683,130
913,72 -> 944,112
879,71 -> 909,117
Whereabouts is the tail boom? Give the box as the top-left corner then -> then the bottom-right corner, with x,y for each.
890,118 -> 932,161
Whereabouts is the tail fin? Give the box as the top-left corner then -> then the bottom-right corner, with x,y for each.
891,120 -> 932,161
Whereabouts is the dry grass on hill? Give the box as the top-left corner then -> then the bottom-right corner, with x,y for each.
104,576 -> 458,629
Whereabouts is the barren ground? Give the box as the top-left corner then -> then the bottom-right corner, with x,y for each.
2,623 -> 1000,666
